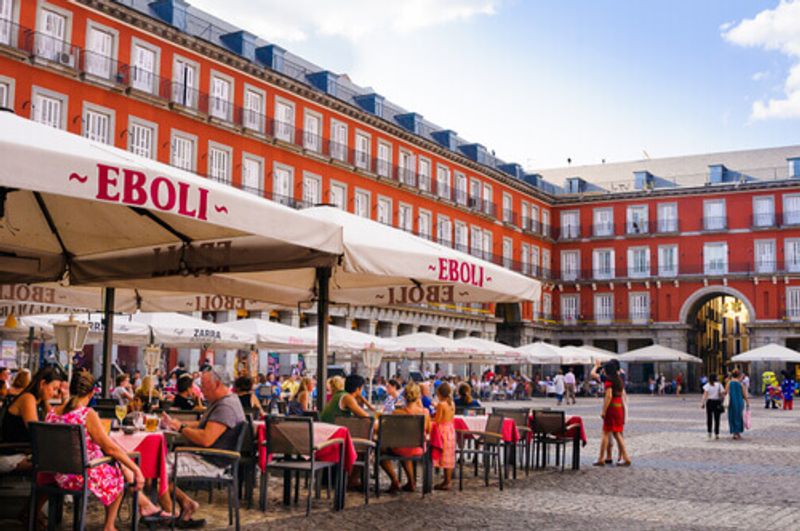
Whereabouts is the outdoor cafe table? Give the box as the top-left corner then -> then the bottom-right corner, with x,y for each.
254,421 -> 357,473
110,429 -> 169,495
453,415 -> 519,442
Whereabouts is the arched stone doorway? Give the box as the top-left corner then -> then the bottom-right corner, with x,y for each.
680,286 -> 754,375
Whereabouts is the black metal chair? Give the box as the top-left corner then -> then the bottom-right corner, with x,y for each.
165,410 -> 203,422
532,410 -> 576,471
455,413 -> 505,491
374,415 -> 431,498
170,422 -> 246,531
334,416 -> 375,505
28,421 -> 140,531
492,407 -> 532,478
260,416 -> 345,516
238,416 -> 257,509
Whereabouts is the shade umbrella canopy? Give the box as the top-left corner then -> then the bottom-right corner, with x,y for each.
617,344 -> 702,363
298,325 -> 401,354
223,318 -> 314,352
130,312 -> 255,349
0,112 -> 342,300
392,332 -> 466,354
558,345 -> 619,365
731,344 -> 800,363
517,341 -> 562,364
451,336 -> 525,364
19,313 -> 151,346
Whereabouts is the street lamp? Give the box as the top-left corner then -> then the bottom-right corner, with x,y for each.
52,314 -> 89,383
143,344 -> 161,403
363,343 -> 383,406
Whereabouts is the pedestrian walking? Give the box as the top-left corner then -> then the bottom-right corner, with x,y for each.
657,374 -> 666,396
676,371 -> 684,398
553,370 -> 565,405
564,368 -> 577,405
593,361 -> 631,467
726,369 -> 749,440
781,370 -> 796,411
701,374 -> 725,439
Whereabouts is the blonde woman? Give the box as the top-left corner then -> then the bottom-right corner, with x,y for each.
326,375 -> 344,403
288,377 -> 314,415
380,381 -> 431,493
134,375 -> 162,412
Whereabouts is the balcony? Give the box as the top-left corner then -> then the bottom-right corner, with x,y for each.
557,226 -> 581,240
418,174 -> 432,193
125,66 -> 172,100
561,314 -> 578,326
170,81 -> 201,111
272,119 -> 299,145
560,269 -> 581,282
629,312 -> 650,325
787,308 -> 800,321
625,220 -> 650,236
397,167 -> 417,187
703,216 -> 728,231
751,213 -> 776,229
627,264 -> 651,279
593,268 -> 615,281
783,211 -> 800,227
592,223 -> 615,238
454,189 -> 468,207
79,50 -> 126,84
436,181 -> 454,202
656,219 -> 679,233
375,158 -> 392,179
0,18 -> 22,51
329,140 -> 350,163
25,31 -> 79,70
206,94 -> 234,122
502,209 -> 517,227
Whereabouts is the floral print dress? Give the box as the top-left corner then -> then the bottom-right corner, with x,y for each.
45,406 -> 124,506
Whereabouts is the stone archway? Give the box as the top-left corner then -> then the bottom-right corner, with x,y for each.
679,285 -> 756,324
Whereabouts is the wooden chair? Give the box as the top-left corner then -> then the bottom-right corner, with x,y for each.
334,416 -> 375,505
374,415 -> 431,498
492,407 -> 532,477
455,413 -> 505,491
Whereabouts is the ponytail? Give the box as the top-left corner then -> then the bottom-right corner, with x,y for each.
63,370 -> 95,414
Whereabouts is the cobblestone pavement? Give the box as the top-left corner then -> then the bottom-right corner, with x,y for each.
5,395 -> 799,529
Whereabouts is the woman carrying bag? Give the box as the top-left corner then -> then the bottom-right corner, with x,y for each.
701,374 -> 725,440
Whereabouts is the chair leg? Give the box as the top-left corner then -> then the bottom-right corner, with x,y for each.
28,484 -> 37,531
282,470 -> 291,506
260,467 -> 269,513
306,471 -> 314,517
498,449 -> 504,492
131,483 -> 140,531
294,470 -> 300,504
458,450 -> 464,491
374,452 -> 380,498
227,482 -> 233,526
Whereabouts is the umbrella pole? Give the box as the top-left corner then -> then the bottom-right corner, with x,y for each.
101,288 -> 115,398
315,267 -> 331,412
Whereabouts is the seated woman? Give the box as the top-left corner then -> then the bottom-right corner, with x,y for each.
453,382 -> 481,409
234,375 -> 265,417
47,370 -> 173,530
7,369 -> 31,398
380,381 -> 431,493
134,376 -> 162,412
172,374 -> 201,410
287,377 -> 314,415
325,375 -> 344,404
320,374 -> 372,423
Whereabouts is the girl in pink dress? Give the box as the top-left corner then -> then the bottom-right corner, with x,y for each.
432,383 -> 456,490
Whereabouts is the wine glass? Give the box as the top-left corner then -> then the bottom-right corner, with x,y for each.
115,405 -> 127,427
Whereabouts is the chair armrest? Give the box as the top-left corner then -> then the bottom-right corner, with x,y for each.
0,442 -> 30,452
564,423 -> 581,432
456,429 -> 503,439
126,451 -> 141,465
174,446 -> 241,460
313,437 -> 345,452
88,456 -> 115,468
351,438 -> 376,449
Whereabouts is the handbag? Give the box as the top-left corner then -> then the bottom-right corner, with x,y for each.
743,406 -> 751,430
722,385 -> 730,408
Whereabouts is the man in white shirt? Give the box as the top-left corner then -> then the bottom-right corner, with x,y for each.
553,370 -> 566,405
564,368 -> 577,405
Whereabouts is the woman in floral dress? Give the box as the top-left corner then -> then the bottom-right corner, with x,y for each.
432,382 -> 456,490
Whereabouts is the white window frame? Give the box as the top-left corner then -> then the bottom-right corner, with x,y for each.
172,54 -> 199,109
242,84 -> 266,134
35,3 -> 73,62
752,195 -> 775,228
0,75 -> 15,109
482,183 -> 493,216
521,243 -> 531,275
592,248 -> 615,280
241,153 -> 264,195
84,20 -> 118,80
170,129 -> 197,172
542,209 -> 551,236
543,293 -> 552,319
754,239 -> 776,274
657,244 -> 678,277
783,194 -> 800,226
0,0 -> 21,48
398,202 -> 413,233
454,221 -> 468,252
354,130 -> 371,170
31,85 -> 67,129
542,248 -> 551,278
330,118 -> 348,161
207,141 -> 232,184
208,70 -> 234,122
274,96 -> 296,143
82,102 -> 115,145
561,250 -> 580,282
437,215 -> 452,246
657,202 -> 678,233
787,286 -> 800,321
436,164 -> 451,200
560,210 -> 580,239
531,246 -> 540,277
377,141 -> 392,178
703,199 -> 727,230
418,209 -> 432,240
302,109 -> 322,153
627,246 -> 651,278
593,207 -> 614,237
594,293 -> 613,325
502,192 -> 513,224
272,162 -> 294,207
469,225 -> 483,257
629,292 -> 650,324
302,171 -> 322,206
329,180 -> 347,210
703,242 -> 728,275
130,37 -> 160,95
418,157 -> 431,192
785,238 -> 800,273
455,172 -> 467,206
398,149 -> 415,186
354,188 -> 371,218
127,116 -> 157,159
502,237 -> 513,269
377,196 -> 393,226
626,204 -> 649,235
561,294 -> 579,325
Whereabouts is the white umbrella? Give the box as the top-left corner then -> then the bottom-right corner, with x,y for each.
617,344 -> 702,363
558,345 -> 619,365
392,332 -> 465,354
130,312 -> 255,349
517,341 -> 562,364
223,319 -> 313,352
731,344 -> 800,363
453,336 -> 524,365
20,313 -> 151,346
298,325 -> 401,354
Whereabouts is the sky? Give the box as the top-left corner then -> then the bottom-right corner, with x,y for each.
189,0 -> 800,170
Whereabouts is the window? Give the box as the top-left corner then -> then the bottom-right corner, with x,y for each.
703,199 -> 726,230
272,163 -> 293,206
482,184 -> 493,216
593,208 -> 613,237
242,154 -> 263,195
542,210 -> 551,236
377,141 -> 392,178
521,201 -> 530,231
481,230 -> 493,260
455,173 -> 467,205
502,238 -> 513,269
595,294 -> 613,325
330,119 -> 348,161
657,203 -> 678,233
274,98 -> 295,143
303,111 -> 322,152
437,164 -> 451,200
207,143 -> 231,184
377,197 -> 392,225
785,239 -> 800,273
0,0 -> 16,46
531,246 -> 540,276
131,40 -> 158,94
329,181 -> 347,210
561,250 -> 580,281
170,131 -> 196,171
469,178 -> 481,208
560,211 -> 580,239
592,249 -> 614,280
469,226 -> 483,257
787,287 -> 800,320
398,203 -> 413,232
355,132 -> 371,170
626,205 -> 648,234
752,196 -> 775,227
36,6 -> 70,62
82,104 -> 113,144
542,248 -> 551,278
418,157 -> 431,191
85,23 -> 115,79
398,150 -> 415,185
302,172 -> 321,205
502,193 -> 513,224
658,245 -> 678,277
437,216 -> 452,246
32,88 -> 66,129
530,205 -> 540,233
754,239 -> 776,274
543,293 -> 552,319
0,77 -> 12,108
243,86 -> 265,133
627,247 -> 650,278
172,56 -> 198,108
418,210 -> 432,240
354,189 -> 370,218
127,117 -> 156,159
521,243 -> 530,275
703,242 -> 728,275
454,222 -> 468,252
783,194 -> 800,226
561,294 -> 579,325
629,293 -> 650,324
209,73 -> 232,121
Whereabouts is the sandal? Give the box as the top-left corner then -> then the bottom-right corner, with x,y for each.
592,461 -> 605,467
401,483 -> 415,492
604,459 -> 613,464
617,460 -> 632,467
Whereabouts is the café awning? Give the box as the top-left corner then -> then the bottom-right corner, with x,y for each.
20,313 -> 151,346
298,325 -> 402,354
731,344 -> 800,363
224,318 -> 313,352
130,312 -> 255,349
517,341 -> 562,364
617,344 -> 702,364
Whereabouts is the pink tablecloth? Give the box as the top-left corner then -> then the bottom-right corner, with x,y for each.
453,416 -> 519,443
110,430 -> 169,496
256,421 -> 357,473
564,416 -> 587,445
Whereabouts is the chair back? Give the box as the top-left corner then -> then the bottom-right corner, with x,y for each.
231,420 -> 248,454
485,413 -> 505,437
240,415 -> 256,458
493,408 -> 531,429
266,416 -> 313,457
167,410 -> 203,422
334,415 -> 373,440
276,400 -> 287,415
94,398 -> 118,408
455,406 -> 486,416
378,415 -> 424,449
532,410 -> 565,436
29,421 -> 88,475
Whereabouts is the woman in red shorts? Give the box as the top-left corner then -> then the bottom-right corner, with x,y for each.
594,362 -> 631,466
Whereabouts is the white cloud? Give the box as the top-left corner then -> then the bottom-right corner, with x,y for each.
751,70 -> 768,81
190,0 -> 499,43
723,0 -> 800,119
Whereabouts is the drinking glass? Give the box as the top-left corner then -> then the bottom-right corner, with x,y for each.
145,414 -> 159,432
115,405 -> 127,426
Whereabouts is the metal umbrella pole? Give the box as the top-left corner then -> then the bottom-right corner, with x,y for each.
315,267 -> 331,412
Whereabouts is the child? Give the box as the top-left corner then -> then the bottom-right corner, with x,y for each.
432,382 -> 456,490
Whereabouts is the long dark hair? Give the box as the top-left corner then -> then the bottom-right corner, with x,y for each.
605,364 -> 624,394
12,366 -> 64,406
63,370 -> 95,415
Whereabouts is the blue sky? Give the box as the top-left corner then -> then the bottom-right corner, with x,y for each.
191,0 -> 800,169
